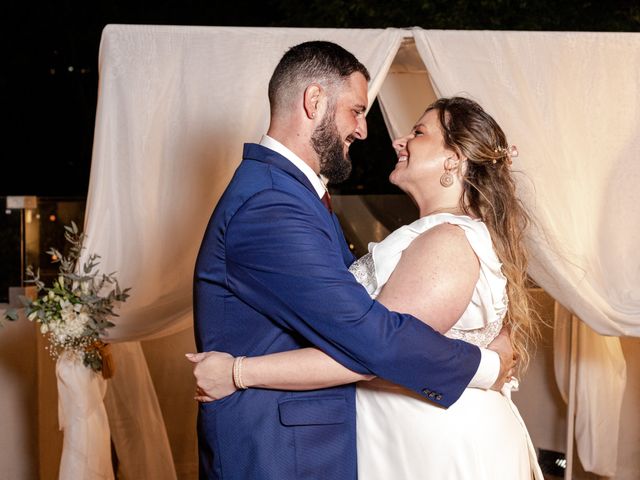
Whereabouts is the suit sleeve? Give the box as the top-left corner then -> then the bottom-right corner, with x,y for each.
225,189 -> 481,407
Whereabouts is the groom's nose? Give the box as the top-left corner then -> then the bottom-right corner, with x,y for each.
354,115 -> 368,140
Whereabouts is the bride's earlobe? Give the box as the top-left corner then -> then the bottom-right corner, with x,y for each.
443,156 -> 459,171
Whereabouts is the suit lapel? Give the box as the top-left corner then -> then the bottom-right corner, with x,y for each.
243,143 -> 317,198
243,143 -> 355,267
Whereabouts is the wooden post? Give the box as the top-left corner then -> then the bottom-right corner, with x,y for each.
565,315 -> 579,479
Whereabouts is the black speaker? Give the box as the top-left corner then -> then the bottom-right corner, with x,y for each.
538,448 -> 566,477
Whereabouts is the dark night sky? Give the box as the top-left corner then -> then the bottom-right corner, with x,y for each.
2,0 -> 638,197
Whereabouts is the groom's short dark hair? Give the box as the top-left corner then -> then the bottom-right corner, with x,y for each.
268,41 -> 370,114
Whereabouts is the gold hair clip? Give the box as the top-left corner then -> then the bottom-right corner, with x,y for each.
493,145 -> 518,165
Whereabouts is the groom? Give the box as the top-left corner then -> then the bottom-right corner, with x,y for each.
193,41 -> 513,479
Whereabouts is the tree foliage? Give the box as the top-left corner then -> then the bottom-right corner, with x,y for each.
2,0 -> 638,196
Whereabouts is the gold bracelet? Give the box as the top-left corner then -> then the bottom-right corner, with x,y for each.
232,356 -> 248,390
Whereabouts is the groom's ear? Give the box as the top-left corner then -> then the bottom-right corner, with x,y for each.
303,83 -> 323,120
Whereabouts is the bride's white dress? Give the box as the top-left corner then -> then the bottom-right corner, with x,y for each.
349,213 -> 543,480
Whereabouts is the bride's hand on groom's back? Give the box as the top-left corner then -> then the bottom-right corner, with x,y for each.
186,351 -> 237,402
487,326 -> 516,391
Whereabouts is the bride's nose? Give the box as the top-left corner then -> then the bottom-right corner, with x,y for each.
392,134 -> 409,152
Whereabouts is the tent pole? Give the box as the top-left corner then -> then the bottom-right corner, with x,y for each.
566,315 -> 579,479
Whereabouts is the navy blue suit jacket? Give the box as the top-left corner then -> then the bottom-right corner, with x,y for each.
193,143 -> 481,479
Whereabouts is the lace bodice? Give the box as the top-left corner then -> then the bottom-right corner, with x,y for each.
348,214 -> 507,348
349,252 -> 376,293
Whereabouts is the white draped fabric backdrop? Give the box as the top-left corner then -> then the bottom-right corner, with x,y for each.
61,25 -> 639,478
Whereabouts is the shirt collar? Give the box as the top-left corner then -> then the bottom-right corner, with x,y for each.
260,135 -> 327,198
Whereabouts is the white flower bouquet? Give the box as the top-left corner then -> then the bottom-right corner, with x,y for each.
4,222 -> 130,376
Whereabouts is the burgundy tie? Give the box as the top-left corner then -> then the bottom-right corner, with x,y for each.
321,192 -> 333,213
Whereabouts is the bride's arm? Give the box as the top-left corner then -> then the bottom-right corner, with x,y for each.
190,224 -> 479,401
243,348 -> 375,388
189,348 -> 374,401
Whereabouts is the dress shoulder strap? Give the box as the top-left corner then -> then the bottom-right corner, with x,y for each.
368,214 -> 489,288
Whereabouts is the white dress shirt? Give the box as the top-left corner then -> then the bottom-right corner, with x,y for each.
258,134 -> 499,389
260,135 -> 326,198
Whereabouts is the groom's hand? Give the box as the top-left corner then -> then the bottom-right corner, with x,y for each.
487,326 -> 516,391
186,351 -> 237,402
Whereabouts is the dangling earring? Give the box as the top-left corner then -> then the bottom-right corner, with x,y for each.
440,169 -> 454,187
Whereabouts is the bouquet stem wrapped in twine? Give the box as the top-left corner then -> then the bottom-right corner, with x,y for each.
100,343 -> 114,379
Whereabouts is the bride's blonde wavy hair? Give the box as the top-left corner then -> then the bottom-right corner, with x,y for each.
428,97 -> 540,373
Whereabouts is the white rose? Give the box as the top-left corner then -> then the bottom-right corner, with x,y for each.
40,323 -> 49,334
28,311 -> 39,322
60,302 -> 76,323
76,312 -> 90,330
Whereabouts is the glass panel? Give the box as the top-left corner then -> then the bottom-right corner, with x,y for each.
0,197 -> 86,304
332,194 -> 418,258
0,200 -> 22,303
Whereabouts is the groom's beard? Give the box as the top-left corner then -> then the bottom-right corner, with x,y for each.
312,107 -> 352,184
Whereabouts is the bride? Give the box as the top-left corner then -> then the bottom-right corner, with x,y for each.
191,96 -> 543,479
